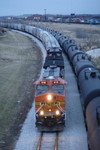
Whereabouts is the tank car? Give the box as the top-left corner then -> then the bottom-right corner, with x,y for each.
78,67 -> 100,150
78,68 -> 100,109
86,96 -> 100,150
72,53 -> 88,68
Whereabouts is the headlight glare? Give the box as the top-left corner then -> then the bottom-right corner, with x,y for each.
40,110 -> 44,116
47,94 -> 52,101
56,110 -> 60,115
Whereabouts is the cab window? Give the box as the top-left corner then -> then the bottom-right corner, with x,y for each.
51,84 -> 64,90
51,84 -> 64,95
37,85 -> 49,90
36,85 -> 49,96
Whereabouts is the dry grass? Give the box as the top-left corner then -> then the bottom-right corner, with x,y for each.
0,30 -> 42,149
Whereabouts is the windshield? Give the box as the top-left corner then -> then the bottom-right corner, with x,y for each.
36,85 -> 49,96
51,84 -> 64,95
51,84 -> 64,90
37,85 -> 49,90
36,84 -> 64,96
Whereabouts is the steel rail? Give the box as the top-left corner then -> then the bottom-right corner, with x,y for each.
55,132 -> 58,150
37,132 -> 43,150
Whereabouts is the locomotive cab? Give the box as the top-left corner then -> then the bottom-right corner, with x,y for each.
35,76 -> 66,131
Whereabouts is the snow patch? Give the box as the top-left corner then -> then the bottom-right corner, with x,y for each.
86,48 -> 100,58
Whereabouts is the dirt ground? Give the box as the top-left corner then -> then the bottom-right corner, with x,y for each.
29,22 -> 100,71
0,30 -> 42,150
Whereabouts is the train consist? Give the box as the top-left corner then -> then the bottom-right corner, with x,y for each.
0,23 -> 66,131
0,22 -> 100,149
45,29 -> 100,150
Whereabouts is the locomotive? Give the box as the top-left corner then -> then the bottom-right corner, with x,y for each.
35,76 -> 66,131
35,46 -> 66,131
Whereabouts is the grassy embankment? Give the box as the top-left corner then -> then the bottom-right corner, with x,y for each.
0,30 -> 42,149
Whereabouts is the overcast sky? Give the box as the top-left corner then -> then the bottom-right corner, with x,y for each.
0,0 -> 100,16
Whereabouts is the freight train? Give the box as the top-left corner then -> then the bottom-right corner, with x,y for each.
0,23 -> 66,131
46,29 -> 100,150
0,22 -> 100,149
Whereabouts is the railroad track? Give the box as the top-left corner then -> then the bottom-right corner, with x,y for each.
37,132 -> 43,150
55,132 -> 58,150
37,132 -> 58,150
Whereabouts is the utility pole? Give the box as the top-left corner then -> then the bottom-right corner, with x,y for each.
44,9 -> 46,21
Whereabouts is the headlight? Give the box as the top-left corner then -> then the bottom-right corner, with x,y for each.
49,109 -> 51,112
47,94 -> 52,101
56,110 -> 60,115
40,110 -> 44,116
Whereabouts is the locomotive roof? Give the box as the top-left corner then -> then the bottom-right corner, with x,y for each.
35,77 -> 67,85
47,47 -> 62,52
